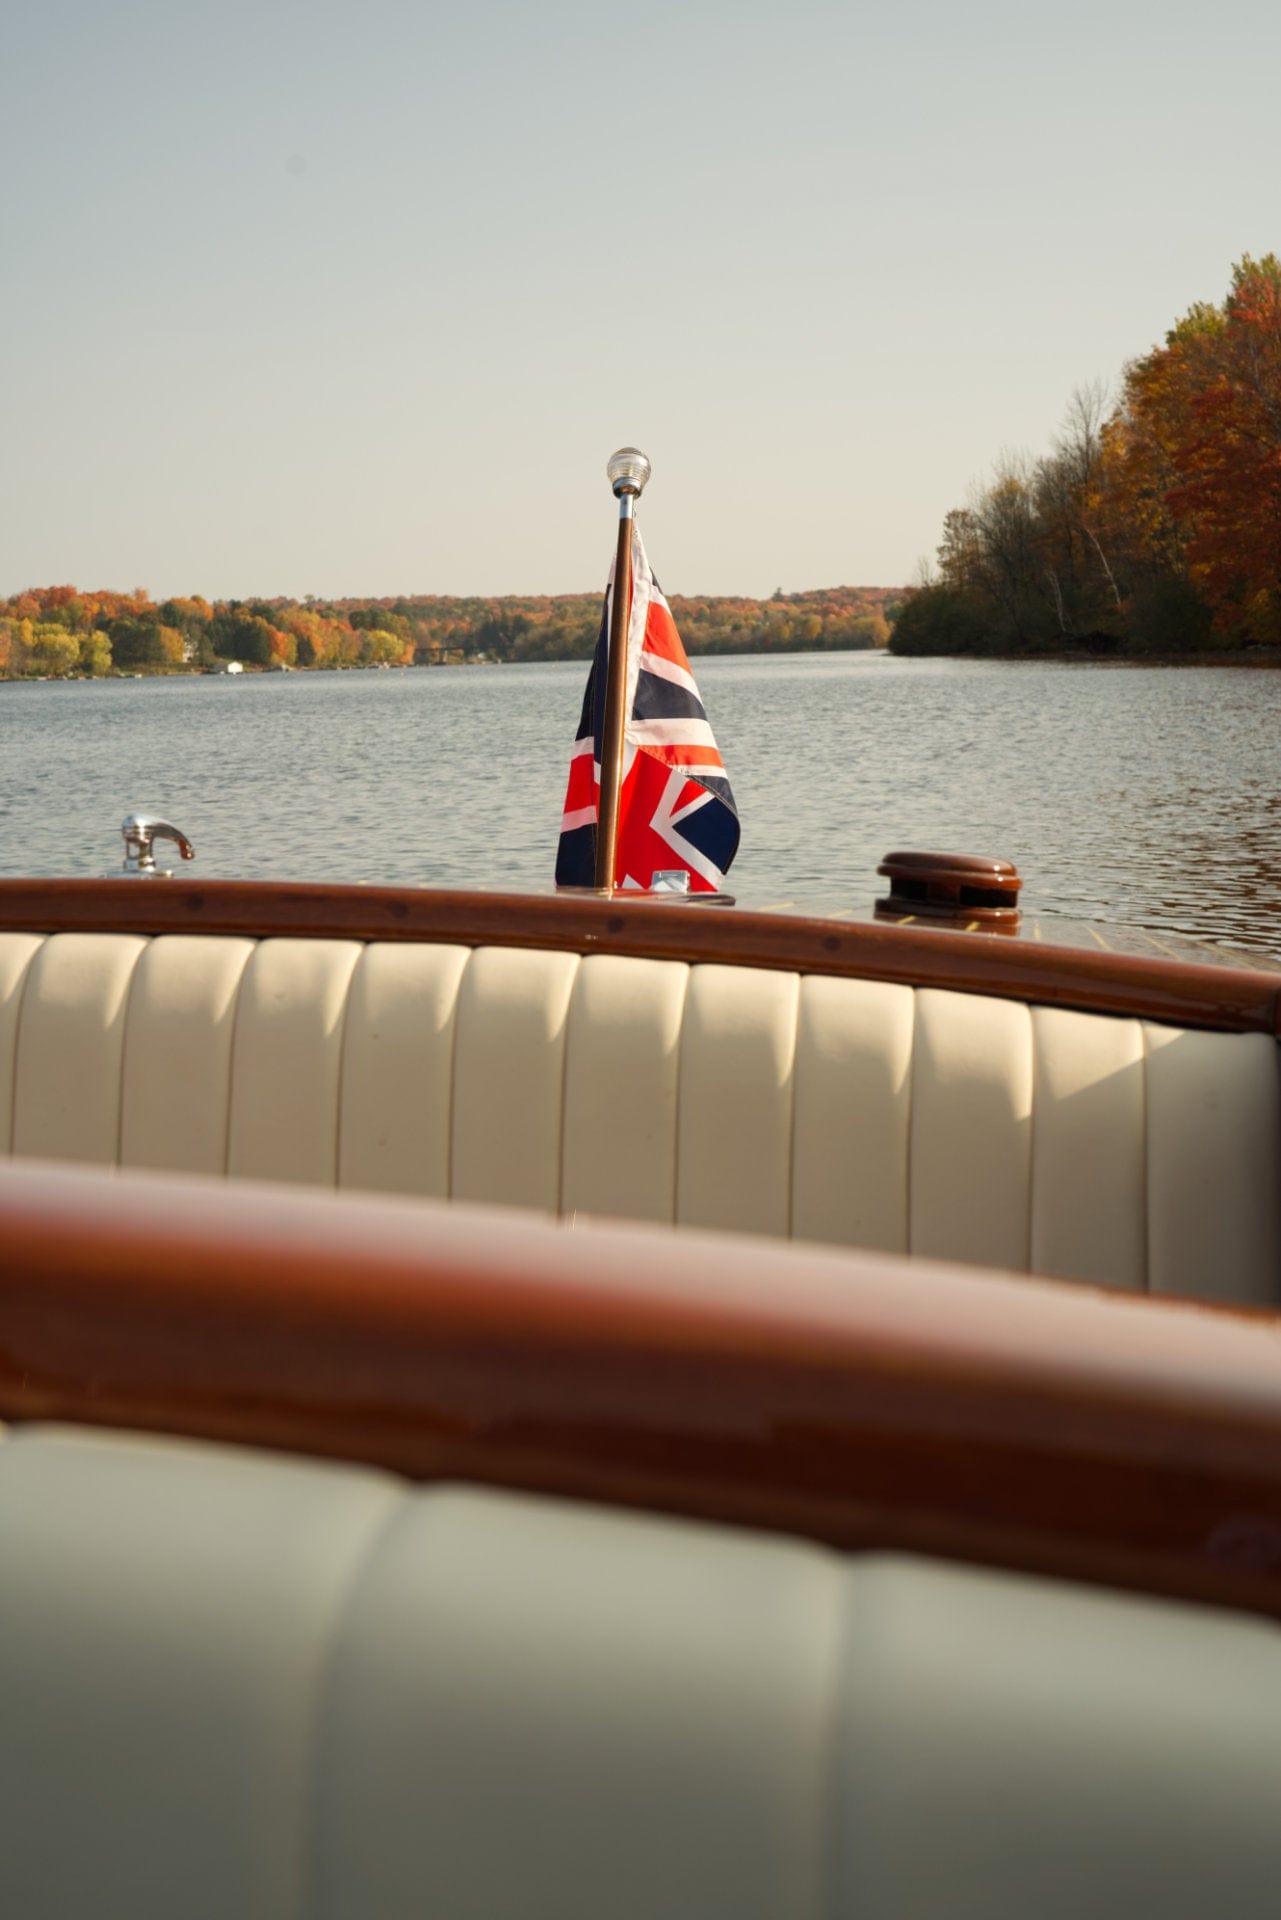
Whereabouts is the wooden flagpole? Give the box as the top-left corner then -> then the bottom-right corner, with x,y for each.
594,447 -> 651,891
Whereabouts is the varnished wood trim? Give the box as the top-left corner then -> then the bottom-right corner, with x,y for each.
3,1160 -> 1281,1619
1,878 -> 1278,1033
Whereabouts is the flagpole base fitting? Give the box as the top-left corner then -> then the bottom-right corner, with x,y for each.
553,886 -> 736,907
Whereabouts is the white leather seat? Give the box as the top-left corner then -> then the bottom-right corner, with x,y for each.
2,930 -> 1278,1302
2,1422 -> 1279,1920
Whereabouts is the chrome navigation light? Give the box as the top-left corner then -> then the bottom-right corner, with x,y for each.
606,446 -> 651,498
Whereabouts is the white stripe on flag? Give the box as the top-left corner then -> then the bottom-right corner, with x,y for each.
637,649 -> 701,698
622,531 -> 653,727
667,785 -> 713,826
629,717 -> 722,749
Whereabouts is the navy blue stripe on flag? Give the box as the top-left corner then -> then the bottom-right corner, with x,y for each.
575,594 -> 608,744
678,787 -> 741,873
555,595 -> 609,887
632,669 -> 708,725
554,821 -> 597,888
693,772 -> 736,810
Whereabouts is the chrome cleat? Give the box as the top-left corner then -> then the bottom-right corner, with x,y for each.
120,814 -> 196,877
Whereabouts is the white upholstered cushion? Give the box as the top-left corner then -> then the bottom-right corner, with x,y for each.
0,931 -> 44,1154
3,1424 -> 1281,1920
450,945 -> 581,1210
12,933 -> 147,1165
1030,1006 -> 1147,1289
910,988 -> 1034,1271
1144,1025 -> 1281,1305
313,1482 -> 843,1920
834,1552 -> 1281,1918
3,931 -> 1278,1303
561,953 -> 689,1223
227,939 -> 363,1186
338,942 -> 471,1199
676,964 -> 800,1238
120,935 -> 256,1175
792,974 -> 915,1253
0,1425 -> 401,1920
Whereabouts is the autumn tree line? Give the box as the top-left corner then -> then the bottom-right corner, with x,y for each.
893,255 -> 1281,658
0,582 -> 902,679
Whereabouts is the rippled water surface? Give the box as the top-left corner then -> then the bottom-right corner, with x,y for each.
3,654 -> 1279,960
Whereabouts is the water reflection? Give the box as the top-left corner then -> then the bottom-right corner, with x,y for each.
2,654 -> 1278,962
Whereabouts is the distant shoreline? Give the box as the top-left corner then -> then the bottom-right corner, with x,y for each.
0,584 -> 903,678
6,644 -> 1281,687
888,646 -> 1281,669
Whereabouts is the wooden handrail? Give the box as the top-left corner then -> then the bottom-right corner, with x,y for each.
1,879 -> 1279,1033
3,1159 -> 1281,1619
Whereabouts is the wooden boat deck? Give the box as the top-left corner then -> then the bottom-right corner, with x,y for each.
745,893 -> 1281,972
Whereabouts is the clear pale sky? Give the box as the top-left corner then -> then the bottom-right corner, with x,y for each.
3,0 -> 1279,602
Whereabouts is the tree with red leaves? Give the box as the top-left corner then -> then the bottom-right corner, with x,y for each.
1125,255 -> 1281,644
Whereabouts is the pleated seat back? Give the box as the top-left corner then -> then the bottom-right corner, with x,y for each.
2,930 -> 1278,1302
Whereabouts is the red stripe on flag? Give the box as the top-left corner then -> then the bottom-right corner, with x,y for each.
563,755 -> 598,812
644,743 -> 727,772
642,598 -> 692,670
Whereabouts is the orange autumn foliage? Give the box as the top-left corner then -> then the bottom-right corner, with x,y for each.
913,256 -> 1281,656
1102,256 -> 1281,643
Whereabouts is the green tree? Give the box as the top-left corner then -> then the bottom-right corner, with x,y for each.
103,611 -> 165,667
475,610 -> 532,660
889,586 -> 992,655
29,623 -> 81,675
361,627 -> 407,666
209,607 -> 273,666
78,630 -> 113,676
158,597 -> 211,649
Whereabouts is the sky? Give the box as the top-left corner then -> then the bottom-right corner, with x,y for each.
3,0 -> 1280,603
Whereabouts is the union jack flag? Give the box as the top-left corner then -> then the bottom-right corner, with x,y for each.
555,530 -> 740,892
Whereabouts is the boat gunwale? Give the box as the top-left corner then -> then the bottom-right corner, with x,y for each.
1,877 -> 1278,1035
3,1158 -> 1281,1623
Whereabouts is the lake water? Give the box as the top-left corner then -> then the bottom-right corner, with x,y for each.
2,653 -> 1279,962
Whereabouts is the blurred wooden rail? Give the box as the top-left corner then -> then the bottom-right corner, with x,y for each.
4,1160 -> 1281,1622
